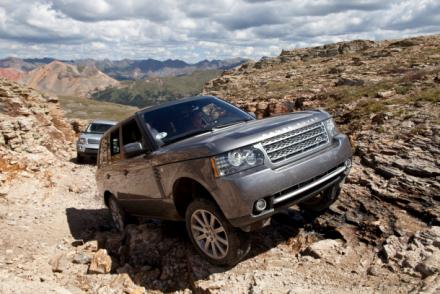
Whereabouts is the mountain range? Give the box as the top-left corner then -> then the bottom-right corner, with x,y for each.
0,57 -> 247,80
0,56 -> 247,99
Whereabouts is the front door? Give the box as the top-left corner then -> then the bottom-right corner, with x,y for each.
116,119 -> 163,217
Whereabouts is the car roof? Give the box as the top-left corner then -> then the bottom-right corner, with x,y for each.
90,119 -> 118,125
135,95 -> 218,115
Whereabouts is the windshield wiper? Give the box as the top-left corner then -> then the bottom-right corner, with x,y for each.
163,128 -> 213,146
214,119 -> 251,129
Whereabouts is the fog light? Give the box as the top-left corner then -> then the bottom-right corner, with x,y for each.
254,199 -> 267,212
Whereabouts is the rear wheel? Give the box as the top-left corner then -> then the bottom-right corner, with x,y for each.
108,196 -> 128,231
185,199 -> 250,266
298,184 -> 341,214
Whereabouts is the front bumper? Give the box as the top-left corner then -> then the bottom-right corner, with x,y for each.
77,144 -> 99,156
212,134 -> 352,229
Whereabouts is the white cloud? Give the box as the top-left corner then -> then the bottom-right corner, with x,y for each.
0,0 -> 438,62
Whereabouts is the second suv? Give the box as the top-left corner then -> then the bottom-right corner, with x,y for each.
77,120 -> 117,163
96,96 -> 352,266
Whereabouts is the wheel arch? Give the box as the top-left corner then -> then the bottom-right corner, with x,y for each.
173,177 -> 218,218
103,190 -> 112,207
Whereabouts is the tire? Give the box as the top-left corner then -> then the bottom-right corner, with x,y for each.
108,196 -> 128,231
76,153 -> 84,164
185,198 -> 251,267
298,184 -> 341,214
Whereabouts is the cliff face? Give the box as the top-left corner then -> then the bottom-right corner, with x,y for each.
204,34 -> 440,245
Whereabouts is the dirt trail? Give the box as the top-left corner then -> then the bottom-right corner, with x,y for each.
0,161 -> 104,293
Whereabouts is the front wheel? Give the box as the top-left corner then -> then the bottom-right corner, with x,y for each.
76,152 -> 84,164
185,199 -> 250,267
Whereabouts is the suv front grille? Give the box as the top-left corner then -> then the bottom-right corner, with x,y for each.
87,138 -> 100,145
261,122 -> 329,162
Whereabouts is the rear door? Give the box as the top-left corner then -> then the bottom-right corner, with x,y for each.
116,118 -> 164,217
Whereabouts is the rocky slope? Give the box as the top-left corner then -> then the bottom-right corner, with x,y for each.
0,78 -> 75,172
21,61 -> 119,97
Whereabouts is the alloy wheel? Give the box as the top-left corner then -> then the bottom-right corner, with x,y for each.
190,209 -> 229,260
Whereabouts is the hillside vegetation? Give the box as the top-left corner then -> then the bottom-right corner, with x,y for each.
92,69 -> 221,107
58,95 -> 138,121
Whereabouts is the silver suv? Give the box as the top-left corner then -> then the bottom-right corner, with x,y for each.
76,120 -> 117,163
96,96 -> 352,265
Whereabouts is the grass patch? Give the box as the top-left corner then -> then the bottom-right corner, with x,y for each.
265,80 -> 296,92
356,100 -> 386,115
411,87 -> 440,103
58,96 -> 138,121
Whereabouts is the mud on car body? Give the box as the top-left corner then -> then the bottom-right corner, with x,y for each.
96,96 -> 352,266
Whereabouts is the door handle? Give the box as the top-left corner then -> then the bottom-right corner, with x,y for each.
106,174 -> 111,179
123,169 -> 129,176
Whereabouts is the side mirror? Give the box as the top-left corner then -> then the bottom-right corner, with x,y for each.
248,112 -> 256,119
123,142 -> 144,157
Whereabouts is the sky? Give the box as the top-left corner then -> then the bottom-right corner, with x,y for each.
0,0 -> 439,62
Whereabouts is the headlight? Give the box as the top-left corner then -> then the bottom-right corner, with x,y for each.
211,145 -> 264,177
324,118 -> 338,137
78,138 -> 86,145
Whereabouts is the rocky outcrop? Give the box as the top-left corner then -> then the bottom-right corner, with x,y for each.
383,227 -> 440,278
0,78 -> 75,178
280,39 -> 377,61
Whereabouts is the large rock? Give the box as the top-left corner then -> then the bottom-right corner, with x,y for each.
302,239 -> 344,261
416,253 -> 440,278
88,249 -> 112,274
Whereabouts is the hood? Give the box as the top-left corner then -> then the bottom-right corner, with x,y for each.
152,110 -> 330,165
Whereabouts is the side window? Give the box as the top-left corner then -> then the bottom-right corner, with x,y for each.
121,119 -> 145,158
122,119 -> 143,146
110,128 -> 121,161
99,135 -> 109,165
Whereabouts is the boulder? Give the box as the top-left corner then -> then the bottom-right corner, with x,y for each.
88,249 -> 112,274
302,239 -> 344,260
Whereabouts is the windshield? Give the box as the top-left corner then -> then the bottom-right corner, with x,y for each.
86,123 -> 114,134
142,97 -> 253,145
